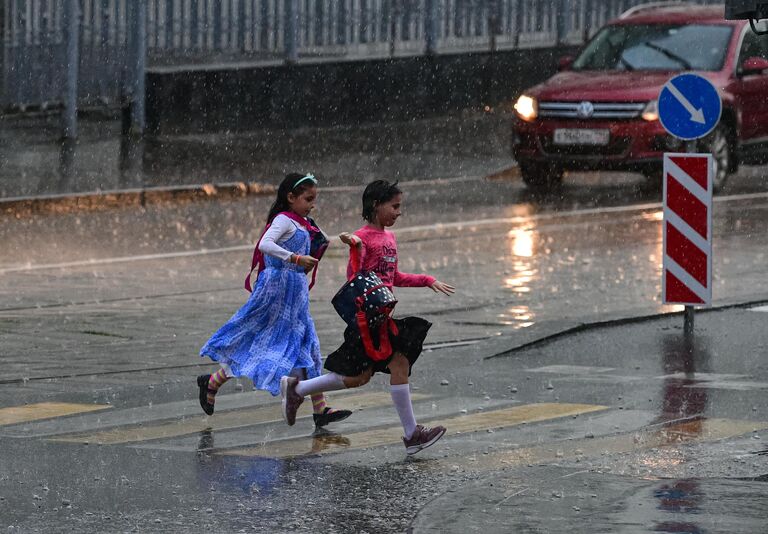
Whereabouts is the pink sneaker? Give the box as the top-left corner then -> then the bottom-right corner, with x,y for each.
280,376 -> 304,426
403,424 -> 447,455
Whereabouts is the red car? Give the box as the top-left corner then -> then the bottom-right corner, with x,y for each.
512,3 -> 768,192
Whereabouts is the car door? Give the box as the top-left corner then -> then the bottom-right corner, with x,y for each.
732,24 -> 768,162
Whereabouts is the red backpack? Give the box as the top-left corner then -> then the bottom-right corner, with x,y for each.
331,244 -> 399,361
245,212 -> 329,292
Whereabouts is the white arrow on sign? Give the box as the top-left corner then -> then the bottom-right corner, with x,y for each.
663,80 -> 705,124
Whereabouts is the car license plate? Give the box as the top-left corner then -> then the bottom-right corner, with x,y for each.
553,128 -> 610,146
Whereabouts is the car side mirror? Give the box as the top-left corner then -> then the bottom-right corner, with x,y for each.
558,55 -> 574,71
741,56 -> 768,75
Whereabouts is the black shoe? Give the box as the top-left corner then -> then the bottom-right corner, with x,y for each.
197,375 -> 215,415
313,407 -> 352,428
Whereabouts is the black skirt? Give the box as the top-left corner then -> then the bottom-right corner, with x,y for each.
324,316 -> 432,377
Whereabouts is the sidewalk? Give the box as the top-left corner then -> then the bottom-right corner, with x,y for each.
411,304 -> 768,533
0,111 -> 514,209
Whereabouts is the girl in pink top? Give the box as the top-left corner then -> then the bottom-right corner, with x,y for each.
280,180 -> 455,455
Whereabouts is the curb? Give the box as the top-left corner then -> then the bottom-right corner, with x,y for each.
0,181 -> 277,216
484,296 -> 768,360
0,174 -> 493,217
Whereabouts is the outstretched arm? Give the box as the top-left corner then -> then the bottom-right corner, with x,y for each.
394,271 -> 454,295
428,280 -> 455,296
393,269 -> 436,288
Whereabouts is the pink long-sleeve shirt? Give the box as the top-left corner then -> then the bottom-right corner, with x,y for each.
346,225 -> 435,290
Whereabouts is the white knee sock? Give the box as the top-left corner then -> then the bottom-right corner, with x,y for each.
289,368 -> 307,380
295,372 -> 346,397
390,383 -> 418,439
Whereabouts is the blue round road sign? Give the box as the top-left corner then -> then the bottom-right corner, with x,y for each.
658,73 -> 722,141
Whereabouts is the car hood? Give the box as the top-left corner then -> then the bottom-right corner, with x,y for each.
529,70 -> 708,102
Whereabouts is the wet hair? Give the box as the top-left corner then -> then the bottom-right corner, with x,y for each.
266,172 -> 317,223
362,180 -> 402,222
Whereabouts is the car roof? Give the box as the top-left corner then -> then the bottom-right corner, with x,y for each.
613,5 -> 741,26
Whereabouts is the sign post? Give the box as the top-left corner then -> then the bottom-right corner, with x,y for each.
658,73 -> 721,334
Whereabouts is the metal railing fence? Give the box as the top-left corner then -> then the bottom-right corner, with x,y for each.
143,0 -> 722,66
1,0 -> 724,131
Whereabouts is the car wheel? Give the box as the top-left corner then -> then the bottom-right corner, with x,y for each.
698,125 -> 732,193
519,163 -> 563,192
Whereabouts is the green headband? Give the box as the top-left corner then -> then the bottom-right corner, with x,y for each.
293,174 -> 317,188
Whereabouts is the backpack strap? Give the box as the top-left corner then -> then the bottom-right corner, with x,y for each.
280,211 -> 320,233
355,308 -> 399,361
244,223 -> 271,292
308,263 -> 318,290
348,240 -> 362,279
282,211 -> 325,291
246,212 -> 324,293
354,287 -> 399,361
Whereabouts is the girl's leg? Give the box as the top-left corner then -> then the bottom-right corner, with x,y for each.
312,369 -> 371,427
292,367 -> 372,395
387,353 -> 417,438
197,364 -> 232,415
310,393 -> 331,415
387,351 -> 446,455
342,367 -> 373,388
294,372 -> 347,396
282,370 -> 369,426
288,368 -> 342,416
207,367 -> 230,405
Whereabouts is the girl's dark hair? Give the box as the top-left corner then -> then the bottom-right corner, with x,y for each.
266,173 -> 317,223
362,180 -> 402,222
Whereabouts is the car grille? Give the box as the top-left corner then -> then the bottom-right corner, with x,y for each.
539,135 -> 631,156
539,101 -> 645,120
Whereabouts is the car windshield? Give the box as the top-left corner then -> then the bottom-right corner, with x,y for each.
572,23 -> 733,72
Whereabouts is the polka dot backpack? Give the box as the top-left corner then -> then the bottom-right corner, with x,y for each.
331,244 -> 399,361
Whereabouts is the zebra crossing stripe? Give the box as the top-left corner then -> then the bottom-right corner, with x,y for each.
0,402 -> 110,426
219,403 -> 607,459
464,417 -> 768,472
50,391 -> 415,445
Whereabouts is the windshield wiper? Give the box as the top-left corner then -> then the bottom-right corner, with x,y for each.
641,41 -> 692,70
619,56 -> 636,71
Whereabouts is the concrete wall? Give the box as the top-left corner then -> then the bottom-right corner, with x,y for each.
146,46 -> 579,134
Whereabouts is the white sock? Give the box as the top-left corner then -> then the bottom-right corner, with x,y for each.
295,372 -> 346,397
289,368 -> 307,380
390,383 -> 418,439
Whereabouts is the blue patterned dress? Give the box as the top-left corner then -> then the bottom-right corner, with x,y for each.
200,226 -> 322,396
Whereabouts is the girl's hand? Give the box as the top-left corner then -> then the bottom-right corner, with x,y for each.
430,280 -> 455,296
292,255 -> 318,270
339,232 -> 362,247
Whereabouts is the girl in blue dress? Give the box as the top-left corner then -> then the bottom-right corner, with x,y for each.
196,173 -> 351,428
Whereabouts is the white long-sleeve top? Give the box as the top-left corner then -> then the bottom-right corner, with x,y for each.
257,214 -> 303,262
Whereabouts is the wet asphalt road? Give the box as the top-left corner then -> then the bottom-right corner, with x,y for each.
2,119 -> 768,531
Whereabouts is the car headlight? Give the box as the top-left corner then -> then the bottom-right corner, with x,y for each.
514,95 -> 538,122
642,100 -> 659,122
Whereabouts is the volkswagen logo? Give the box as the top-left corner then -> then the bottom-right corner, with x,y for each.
576,101 -> 595,119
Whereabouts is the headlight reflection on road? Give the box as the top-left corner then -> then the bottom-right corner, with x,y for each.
642,209 -> 687,313
501,226 -> 538,328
